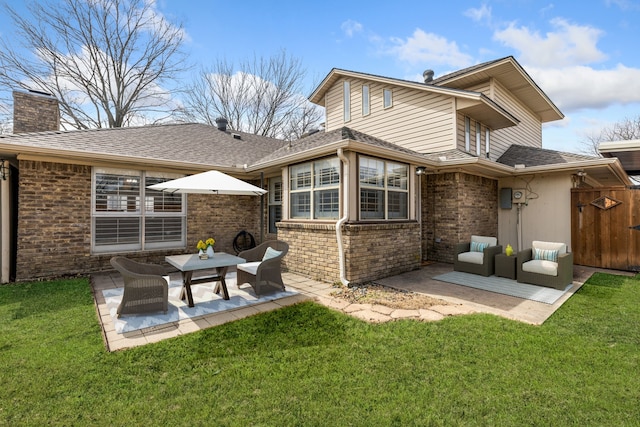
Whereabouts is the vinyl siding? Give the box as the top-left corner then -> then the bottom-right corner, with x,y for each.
455,113 -> 491,158
325,77 -> 456,153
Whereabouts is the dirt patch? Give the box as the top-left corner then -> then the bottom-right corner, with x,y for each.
330,283 -> 450,310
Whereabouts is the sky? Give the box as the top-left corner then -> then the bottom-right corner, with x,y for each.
2,0 -> 640,154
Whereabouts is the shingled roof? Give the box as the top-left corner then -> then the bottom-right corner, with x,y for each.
0,123 -> 288,168
496,145 -> 597,167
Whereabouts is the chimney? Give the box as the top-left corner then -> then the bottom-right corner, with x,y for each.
423,69 -> 434,83
215,117 -> 228,132
13,90 -> 60,134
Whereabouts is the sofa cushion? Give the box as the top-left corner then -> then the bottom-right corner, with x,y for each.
471,235 -> 497,247
522,259 -> 558,276
534,248 -> 559,262
458,251 -> 484,265
237,261 -> 261,275
532,240 -> 566,255
470,241 -> 489,253
262,247 -> 282,261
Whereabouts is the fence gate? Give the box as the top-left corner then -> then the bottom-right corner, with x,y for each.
571,186 -> 640,271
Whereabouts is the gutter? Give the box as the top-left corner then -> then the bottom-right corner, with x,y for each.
336,148 -> 350,286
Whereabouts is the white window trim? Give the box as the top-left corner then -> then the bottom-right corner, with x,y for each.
343,81 -> 351,122
383,88 -> 393,109
359,155 -> 409,221
362,84 -> 370,116
289,158 -> 341,220
92,168 -> 186,253
485,128 -> 491,158
476,122 -> 481,156
465,116 -> 471,152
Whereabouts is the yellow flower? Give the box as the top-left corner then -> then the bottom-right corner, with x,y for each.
205,238 -> 215,247
196,240 -> 206,251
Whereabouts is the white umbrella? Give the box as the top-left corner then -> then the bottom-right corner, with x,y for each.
147,170 -> 267,196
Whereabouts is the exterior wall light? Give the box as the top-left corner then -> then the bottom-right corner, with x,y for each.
415,166 -> 427,175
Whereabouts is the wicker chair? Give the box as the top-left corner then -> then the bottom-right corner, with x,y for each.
453,235 -> 502,277
236,241 -> 289,296
110,256 -> 169,318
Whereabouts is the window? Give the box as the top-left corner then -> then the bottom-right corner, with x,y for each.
359,156 -> 408,220
362,85 -> 370,116
383,89 -> 393,108
485,128 -> 491,157
476,122 -> 481,155
289,158 -> 340,219
465,116 -> 471,152
92,168 -> 185,253
343,81 -> 351,122
268,177 -> 282,233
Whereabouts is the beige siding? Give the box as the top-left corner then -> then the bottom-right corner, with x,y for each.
325,77 -> 456,153
455,113 -> 490,158
490,81 -> 542,158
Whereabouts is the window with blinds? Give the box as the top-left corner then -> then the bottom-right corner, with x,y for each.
359,155 -> 408,220
92,168 -> 186,252
289,157 -> 340,220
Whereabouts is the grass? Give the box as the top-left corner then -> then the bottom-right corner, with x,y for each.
0,273 -> 639,426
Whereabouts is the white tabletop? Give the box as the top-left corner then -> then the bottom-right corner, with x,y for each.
165,252 -> 246,272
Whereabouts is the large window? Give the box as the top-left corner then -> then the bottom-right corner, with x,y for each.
268,176 -> 282,233
92,168 -> 185,253
289,158 -> 340,220
359,156 -> 408,220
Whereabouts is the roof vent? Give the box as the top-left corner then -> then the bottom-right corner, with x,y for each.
215,117 -> 228,132
423,69 -> 434,83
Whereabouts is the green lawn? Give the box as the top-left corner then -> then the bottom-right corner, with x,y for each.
0,272 -> 639,426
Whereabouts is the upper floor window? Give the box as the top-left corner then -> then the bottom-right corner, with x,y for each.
485,128 -> 491,158
362,85 -> 370,116
383,88 -> 393,108
290,158 -> 340,220
465,116 -> 471,152
476,122 -> 482,156
359,156 -> 408,220
92,168 -> 185,253
343,81 -> 351,122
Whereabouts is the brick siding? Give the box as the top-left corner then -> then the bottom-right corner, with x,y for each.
422,172 -> 498,263
12,91 -> 60,134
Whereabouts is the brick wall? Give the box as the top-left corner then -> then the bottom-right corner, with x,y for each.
278,221 -> 421,284
422,172 -> 498,263
13,91 -> 60,134
15,160 -> 263,280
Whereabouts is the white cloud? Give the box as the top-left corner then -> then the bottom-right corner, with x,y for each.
341,20 -> 363,38
464,4 -> 492,23
529,64 -> 640,111
494,18 -> 606,67
387,29 -> 473,68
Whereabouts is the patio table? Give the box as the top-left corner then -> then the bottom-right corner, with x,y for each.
165,252 -> 246,308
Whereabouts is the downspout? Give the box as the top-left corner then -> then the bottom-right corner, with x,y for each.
336,148 -> 349,286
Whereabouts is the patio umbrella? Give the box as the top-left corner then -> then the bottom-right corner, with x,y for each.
147,170 -> 267,196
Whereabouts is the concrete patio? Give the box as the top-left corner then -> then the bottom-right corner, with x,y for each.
92,262 -> 633,351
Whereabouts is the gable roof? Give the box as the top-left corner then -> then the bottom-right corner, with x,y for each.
432,56 -> 563,123
0,123 -> 287,173
309,68 -> 519,130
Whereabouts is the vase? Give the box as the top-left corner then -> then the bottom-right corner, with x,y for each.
206,246 -> 214,257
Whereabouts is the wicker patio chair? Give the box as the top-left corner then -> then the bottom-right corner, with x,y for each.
453,235 -> 502,277
110,256 -> 169,318
236,240 -> 289,296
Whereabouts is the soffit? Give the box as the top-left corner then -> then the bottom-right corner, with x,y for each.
599,140 -> 640,175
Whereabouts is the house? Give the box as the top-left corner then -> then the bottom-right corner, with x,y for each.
0,56 -> 631,284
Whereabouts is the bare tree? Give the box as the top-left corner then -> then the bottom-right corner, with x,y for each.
181,51 -> 323,139
0,0 -> 187,129
580,115 -> 640,156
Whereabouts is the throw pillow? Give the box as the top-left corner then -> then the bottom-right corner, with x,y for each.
262,247 -> 282,261
470,241 -> 489,253
533,248 -> 559,262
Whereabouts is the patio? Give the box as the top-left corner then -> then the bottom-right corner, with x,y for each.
92,262 -> 631,351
